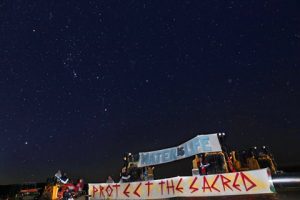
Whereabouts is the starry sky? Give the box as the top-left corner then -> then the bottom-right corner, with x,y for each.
0,0 -> 300,184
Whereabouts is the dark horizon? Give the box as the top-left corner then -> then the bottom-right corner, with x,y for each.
1,0 -> 300,184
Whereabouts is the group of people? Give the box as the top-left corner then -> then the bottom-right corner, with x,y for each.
54,170 -> 85,199
191,146 -> 278,176
118,153 -> 155,183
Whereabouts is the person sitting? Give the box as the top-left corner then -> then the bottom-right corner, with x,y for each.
62,188 -> 72,200
143,167 -> 148,181
147,166 -> 155,180
123,153 -> 129,169
247,151 -> 260,170
106,176 -> 114,183
192,155 -> 200,175
226,152 -> 236,172
120,167 -> 131,183
128,164 -> 143,182
199,156 -> 210,175
75,179 -> 84,194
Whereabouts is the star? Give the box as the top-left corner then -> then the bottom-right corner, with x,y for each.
72,70 -> 78,78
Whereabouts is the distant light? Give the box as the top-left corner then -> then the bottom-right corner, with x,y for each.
272,178 -> 300,184
262,146 -> 266,149
72,70 -> 78,78
25,141 -> 28,145
222,133 -> 225,136
254,146 -> 257,150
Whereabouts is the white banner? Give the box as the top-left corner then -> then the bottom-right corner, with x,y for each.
138,134 -> 222,167
89,169 -> 275,199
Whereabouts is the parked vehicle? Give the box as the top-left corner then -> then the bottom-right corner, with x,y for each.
15,183 -> 41,200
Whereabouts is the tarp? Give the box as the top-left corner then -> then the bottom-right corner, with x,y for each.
89,169 -> 275,199
138,133 -> 222,167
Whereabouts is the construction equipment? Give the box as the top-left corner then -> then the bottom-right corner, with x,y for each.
191,134 -> 278,175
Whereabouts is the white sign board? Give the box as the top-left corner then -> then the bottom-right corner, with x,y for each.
89,168 -> 275,199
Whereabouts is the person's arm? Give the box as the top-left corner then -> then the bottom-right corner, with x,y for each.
55,174 -> 61,179
122,175 -> 131,180
200,163 -> 210,168
203,163 -> 210,168
61,178 -> 69,184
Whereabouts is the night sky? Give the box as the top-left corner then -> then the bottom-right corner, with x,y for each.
1,1 -> 300,184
